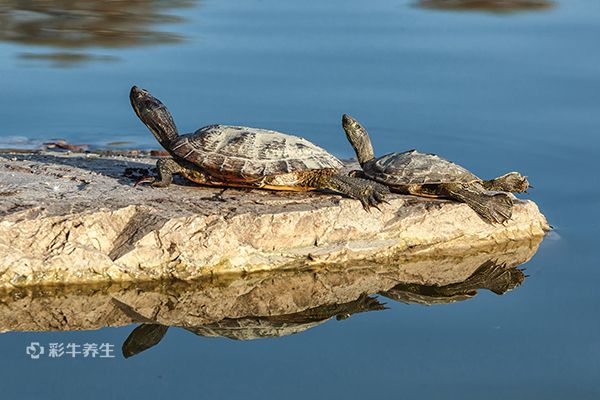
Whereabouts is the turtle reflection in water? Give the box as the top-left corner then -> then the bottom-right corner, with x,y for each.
115,294 -> 386,358
381,260 -> 526,305
116,260 -> 526,358
130,86 -> 388,209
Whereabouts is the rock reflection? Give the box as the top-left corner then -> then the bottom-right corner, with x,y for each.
119,255 -> 528,357
0,237 -> 543,358
19,52 -> 118,67
118,294 -> 386,358
0,0 -> 196,65
417,0 -> 554,13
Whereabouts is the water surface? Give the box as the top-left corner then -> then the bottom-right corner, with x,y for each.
0,0 -> 599,398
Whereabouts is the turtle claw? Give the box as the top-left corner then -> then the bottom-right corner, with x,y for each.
374,192 -> 391,205
359,194 -> 375,212
359,185 -> 388,212
373,188 -> 389,204
369,194 -> 383,212
370,203 -> 382,212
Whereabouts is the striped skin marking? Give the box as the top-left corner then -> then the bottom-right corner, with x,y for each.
183,149 -> 195,159
170,139 -> 188,152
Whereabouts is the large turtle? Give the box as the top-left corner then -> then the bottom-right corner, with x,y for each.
129,86 -> 388,209
341,114 -> 530,223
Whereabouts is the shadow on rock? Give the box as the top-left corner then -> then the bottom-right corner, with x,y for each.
2,152 -> 157,187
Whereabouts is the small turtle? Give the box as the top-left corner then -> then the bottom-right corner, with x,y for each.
341,114 -> 530,223
129,87 -> 388,209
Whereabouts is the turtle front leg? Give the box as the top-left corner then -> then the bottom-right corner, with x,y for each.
482,172 -> 529,193
135,158 -> 183,187
316,174 -> 390,211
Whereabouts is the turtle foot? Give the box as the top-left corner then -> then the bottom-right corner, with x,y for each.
324,174 -> 389,211
358,183 -> 389,212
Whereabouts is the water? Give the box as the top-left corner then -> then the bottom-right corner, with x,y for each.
0,0 -> 599,398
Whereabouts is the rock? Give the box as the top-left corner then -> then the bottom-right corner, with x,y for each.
0,152 -> 550,289
0,237 -> 542,335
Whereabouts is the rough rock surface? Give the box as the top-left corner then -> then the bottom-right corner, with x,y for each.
0,152 -> 550,288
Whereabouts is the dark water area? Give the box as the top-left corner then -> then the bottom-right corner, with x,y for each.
1,0 -> 599,398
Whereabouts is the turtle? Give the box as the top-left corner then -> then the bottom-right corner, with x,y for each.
129,86 -> 388,209
341,114 -> 530,223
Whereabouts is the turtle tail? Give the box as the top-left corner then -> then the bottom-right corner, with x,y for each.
130,86 -> 179,147
442,182 -> 513,224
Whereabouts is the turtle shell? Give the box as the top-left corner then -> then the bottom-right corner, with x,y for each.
365,150 -> 480,186
187,318 -> 326,341
169,125 -> 343,180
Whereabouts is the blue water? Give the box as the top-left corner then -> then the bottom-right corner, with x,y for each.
1,0 -> 599,398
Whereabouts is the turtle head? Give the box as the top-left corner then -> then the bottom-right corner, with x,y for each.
486,172 -> 530,193
502,172 -> 530,193
130,86 -> 179,148
342,114 -> 375,167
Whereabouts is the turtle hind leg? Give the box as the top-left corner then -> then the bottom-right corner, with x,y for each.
315,174 -> 390,211
446,260 -> 525,296
482,172 -> 529,193
440,182 -> 513,224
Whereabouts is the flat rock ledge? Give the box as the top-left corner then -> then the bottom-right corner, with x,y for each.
0,152 -> 550,289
